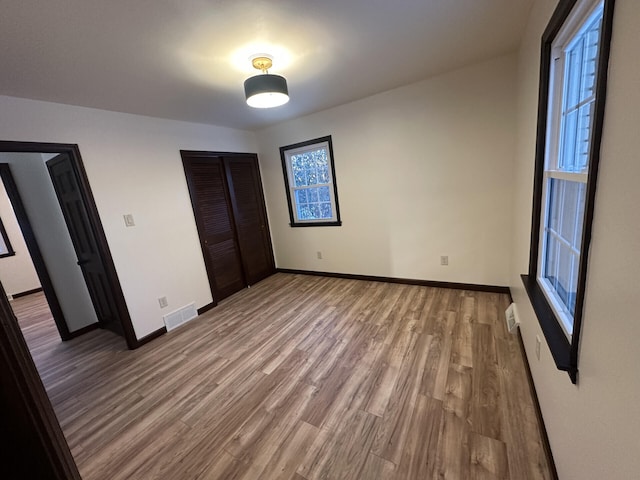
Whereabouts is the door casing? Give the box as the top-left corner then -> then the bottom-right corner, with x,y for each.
0,141 -> 138,349
181,150 -> 275,305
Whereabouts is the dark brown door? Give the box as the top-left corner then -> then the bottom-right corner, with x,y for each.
0,280 -> 82,479
224,156 -> 275,285
183,155 -> 246,301
47,154 -> 123,336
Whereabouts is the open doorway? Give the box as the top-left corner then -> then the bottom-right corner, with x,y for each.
0,141 -> 137,349
1,161 -> 87,341
0,142 -> 139,478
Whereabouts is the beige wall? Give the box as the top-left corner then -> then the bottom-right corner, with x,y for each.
510,0 -> 640,478
257,54 -> 517,287
0,95 -> 257,339
0,178 -> 40,296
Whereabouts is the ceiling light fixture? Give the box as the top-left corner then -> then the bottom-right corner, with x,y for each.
244,56 -> 289,108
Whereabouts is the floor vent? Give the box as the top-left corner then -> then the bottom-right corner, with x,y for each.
163,303 -> 197,332
505,303 -> 520,334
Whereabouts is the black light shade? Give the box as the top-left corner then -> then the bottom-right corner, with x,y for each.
244,74 -> 289,108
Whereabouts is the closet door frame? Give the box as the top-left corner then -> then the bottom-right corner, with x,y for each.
181,150 -> 274,306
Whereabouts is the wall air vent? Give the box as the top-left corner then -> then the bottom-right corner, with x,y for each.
505,303 -> 520,334
163,303 -> 197,332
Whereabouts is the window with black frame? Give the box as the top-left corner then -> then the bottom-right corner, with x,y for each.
280,136 -> 342,227
522,0 -> 615,384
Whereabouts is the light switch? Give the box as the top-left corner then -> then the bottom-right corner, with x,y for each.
123,214 -> 135,227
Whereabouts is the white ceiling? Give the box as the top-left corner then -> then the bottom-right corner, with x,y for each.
0,0 -> 534,131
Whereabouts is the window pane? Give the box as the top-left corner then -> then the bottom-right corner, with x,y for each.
295,189 -> 308,204
310,204 -> 321,219
298,153 -> 311,169
575,102 -> 593,171
319,203 -> 333,218
543,178 -> 586,317
292,164 -> 307,187
306,168 -> 318,186
559,11 -> 602,174
579,16 -> 602,102
560,108 -> 578,171
559,181 -> 579,242
307,188 -> 319,203
297,203 -> 311,220
318,186 -> 330,202
565,40 -> 584,109
556,242 -> 573,298
548,179 -> 586,250
548,179 -> 561,233
318,165 -> 330,184
313,148 -> 328,167
545,235 -> 559,290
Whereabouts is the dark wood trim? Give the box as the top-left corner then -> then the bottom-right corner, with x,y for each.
276,268 -> 511,295
570,0 -> 616,374
0,141 -> 137,350
516,329 -> 560,480
524,0 -> 616,383
64,145 -> 137,349
134,326 -> 167,347
0,164 -> 71,341
286,221 -> 343,228
279,135 -> 342,228
197,301 -> 216,315
178,150 -> 258,158
0,215 -> 15,257
11,287 -> 44,299
67,322 -> 99,339
0,281 -> 82,479
521,275 -> 575,380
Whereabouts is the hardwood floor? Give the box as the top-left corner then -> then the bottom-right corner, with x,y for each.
11,273 -> 554,479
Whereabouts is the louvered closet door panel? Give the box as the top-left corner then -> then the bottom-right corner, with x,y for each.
185,157 -> 245,301
224,156 -> 275,285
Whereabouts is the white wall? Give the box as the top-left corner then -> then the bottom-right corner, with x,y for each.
0,152 -> 98,331
0,96 -> 257,339
0,177 -> 40,296
510,0 -> 640,478
257,55 -> 517,286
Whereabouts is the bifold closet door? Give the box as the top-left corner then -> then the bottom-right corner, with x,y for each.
182,152 -> 275,304
224,156 -> 275,285
183,155 -> 246,302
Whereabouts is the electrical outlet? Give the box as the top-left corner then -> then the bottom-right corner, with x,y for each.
158,296 -> 168,308
535,335 -> 541,360
317,251 -> 323,260
440,255 -> 449,266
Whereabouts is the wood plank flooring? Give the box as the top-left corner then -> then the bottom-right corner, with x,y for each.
10,273 -> 554,479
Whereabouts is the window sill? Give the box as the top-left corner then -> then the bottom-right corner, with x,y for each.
521,274 -> 577,384
290,221 -> 342,227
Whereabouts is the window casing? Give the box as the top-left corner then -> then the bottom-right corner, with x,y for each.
537,2 -> 603,339
280,136 -> 342,227
522,0 -> 615,384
